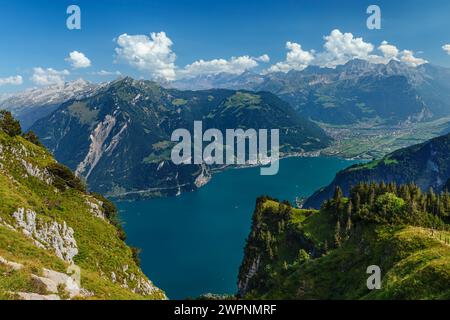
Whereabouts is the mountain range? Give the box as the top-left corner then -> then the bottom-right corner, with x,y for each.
30,77 -> 330,198
171,60 -> 450,125
3,60 -> 450,132
0,59 -> 448,200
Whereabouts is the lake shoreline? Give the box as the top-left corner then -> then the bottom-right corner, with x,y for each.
112,151 -> 361,202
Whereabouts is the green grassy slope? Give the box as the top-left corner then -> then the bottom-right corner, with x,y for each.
0,131 -> 165,300
238,191 -> 450,300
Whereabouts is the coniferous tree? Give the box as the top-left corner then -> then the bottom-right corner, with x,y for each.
333,186 -> 343,203
0,110 -> 22,137
354,193 -> 361,213
333,186 -> 344,213
380,181 -> 387,193
334,221 -> 342,248
346,200 -> 353,218
345,216 -> 352,236
369,188 -> 376,207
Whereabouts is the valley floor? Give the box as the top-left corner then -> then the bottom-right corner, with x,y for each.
319,117 -> 450,159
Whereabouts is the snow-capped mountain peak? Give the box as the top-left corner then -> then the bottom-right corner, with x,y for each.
0,79 -> 96,110
0,79 -> 100,130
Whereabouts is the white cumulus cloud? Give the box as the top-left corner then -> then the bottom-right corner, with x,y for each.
65,51 -> 91,69
442,44 -> 450,55
399,50 -> 428,67
31,67 -> 70,86
378,41 -> 399,61
315,29 -> 374,68
368,42 -> 426,66
0,75 -> 23,86
115,32 -> 177,80
266,42 -> 314,73
256,54 -> 270,63
179,55 -> 264,78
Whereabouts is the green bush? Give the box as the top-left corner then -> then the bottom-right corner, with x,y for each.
91,192 -> 127,241
46,163 -> 86,192
375,192 -> 405,221
131,247 -> 141,267
22,131 -> 43,147
297,249 -> 310,264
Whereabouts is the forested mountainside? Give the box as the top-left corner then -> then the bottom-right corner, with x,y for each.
172,60 -> 450,125
0,112 -> 165,300
305,132 -> 450,209
238,183 -> 450,300
31,77 -> 331,199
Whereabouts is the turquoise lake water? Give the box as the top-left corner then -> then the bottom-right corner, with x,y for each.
117,157 -> 360,299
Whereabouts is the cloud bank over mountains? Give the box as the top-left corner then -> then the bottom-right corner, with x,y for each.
1,29 -> 444,89
114,29 -> 430,80
0,75 -> 23,86
30,67 -> 70,86
178,55 -> 265,78
113,31 -> 269,80
267,30 -> 427,73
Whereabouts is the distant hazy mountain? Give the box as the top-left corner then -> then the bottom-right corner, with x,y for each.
304,132 -> 450,209
32,77 -> 331,199
169,71 -> 265,91
0,79 -> 98,130
171,60 -> 450,125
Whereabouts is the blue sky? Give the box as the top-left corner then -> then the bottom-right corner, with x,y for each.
0,0 -> 449,92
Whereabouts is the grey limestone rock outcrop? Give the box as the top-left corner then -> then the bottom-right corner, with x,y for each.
11,208 -> 78,262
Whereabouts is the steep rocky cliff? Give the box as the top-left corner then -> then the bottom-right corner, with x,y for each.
0,129 -> 166,300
